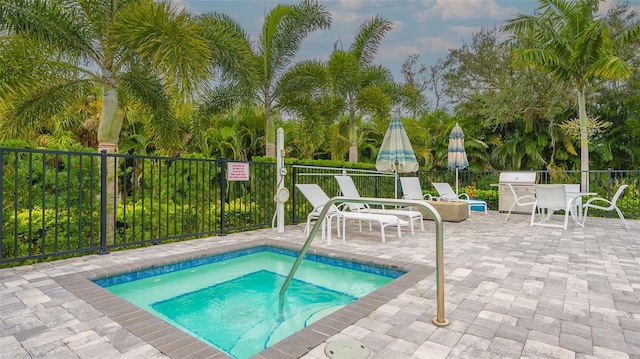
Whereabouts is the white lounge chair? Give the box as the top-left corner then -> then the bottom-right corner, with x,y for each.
334,176 -> 424,234
295,184 -> 408,245
432,182 -> 488,214
399,177 -> 433,201
582,184 -> 629,230
530,184 -> 577,230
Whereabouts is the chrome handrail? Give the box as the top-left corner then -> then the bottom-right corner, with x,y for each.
278,196 -> 449,327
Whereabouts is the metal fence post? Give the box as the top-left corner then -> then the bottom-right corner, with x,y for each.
291,163 -> 299,225
607,168 -> 612,198
606,168 -> 613,219
219,158 -> 227,236
99,150 -> 109,255
0,148 -> 3,260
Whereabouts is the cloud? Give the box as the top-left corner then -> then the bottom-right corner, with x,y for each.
413,0 -> 517,22
392,20 -> 406,35
171,0 -> 197,14
449,25 -> 484,40
338,0 -> 367,10
438,0 -> 514,20
330,9 -> 364,26
416,36 -> 458,53
378,43 -> 422,62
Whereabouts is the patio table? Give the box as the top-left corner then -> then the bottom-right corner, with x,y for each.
565,188 -> 598,226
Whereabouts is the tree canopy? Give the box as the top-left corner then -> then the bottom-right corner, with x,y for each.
1,0 -> 639,172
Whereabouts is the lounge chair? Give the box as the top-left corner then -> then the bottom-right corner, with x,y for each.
399,177 -> 433,201
432,182 -> 488,214
334,176 -> 424,234
295,184 -> 408,245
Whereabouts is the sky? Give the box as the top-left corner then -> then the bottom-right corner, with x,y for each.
176,0 -> 639,82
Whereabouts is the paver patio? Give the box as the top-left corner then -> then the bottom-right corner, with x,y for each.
1,211 -> 638,358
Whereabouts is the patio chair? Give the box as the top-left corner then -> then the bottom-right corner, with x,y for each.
530,184 -> 577,230
399,177 -> 433,201
504,183 -> 537,221
295,184 -> 408,245
581,184 -> 629,230
432,182 -> 488,214
334,176 -> 424,234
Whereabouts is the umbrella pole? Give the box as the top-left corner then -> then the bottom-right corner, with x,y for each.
455,168 -> 459,196
395,170 -> 398,199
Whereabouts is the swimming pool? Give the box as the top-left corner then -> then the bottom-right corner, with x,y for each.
94,245 -> 404,358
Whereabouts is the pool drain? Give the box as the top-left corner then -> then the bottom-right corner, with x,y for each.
324,339 -> 370,359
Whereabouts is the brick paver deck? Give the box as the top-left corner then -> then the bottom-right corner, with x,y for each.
1,211 -> 638,358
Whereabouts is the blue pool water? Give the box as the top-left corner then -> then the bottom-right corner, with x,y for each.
95,246 -> 404,359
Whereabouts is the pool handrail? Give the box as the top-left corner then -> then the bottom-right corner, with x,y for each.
278,196 -> 449,327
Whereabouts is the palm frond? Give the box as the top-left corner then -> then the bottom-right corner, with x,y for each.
111,0 -> 211,98
1,79 -> 93,140
197,12 -> 258,89
618,18 -> 640,47
585,55 -> 632,80
260,1 -> 331,79
275,59 -> 328,98
349,15 -> 393,66
360,64 -> 393,86
0,0 -> 99,64
119,71 -> 180,154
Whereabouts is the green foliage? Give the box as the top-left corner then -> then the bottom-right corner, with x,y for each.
1,149 -> 102,260
252,155 -> 379,171
1,149 -> 273,264
462,183 -> 498,210
0,139 -> 36,149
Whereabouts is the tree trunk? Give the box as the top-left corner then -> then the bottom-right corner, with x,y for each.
348,112 -> 358,162
97,74 -> 123,245
577,89 -> 589,192
98,142 -> 118,245
265,99 -> 276,158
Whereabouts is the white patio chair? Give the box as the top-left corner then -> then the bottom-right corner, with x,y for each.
530,184 -> 577,230
432,182 -> 488,214
504,183 -> 537,221
295,184 -> 408,245
335,176 -> 424,234
582,184 -> 629,230
399,177 -> 433,200
563,184 -> 584,222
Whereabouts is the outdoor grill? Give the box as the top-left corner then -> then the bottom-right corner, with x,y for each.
498,171 -> 537,213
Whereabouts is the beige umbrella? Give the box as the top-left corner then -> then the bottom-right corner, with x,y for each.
375,116 -> 418,173
448,123 -> 468,196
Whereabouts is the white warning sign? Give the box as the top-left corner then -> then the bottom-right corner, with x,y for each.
227,162 -> 250,181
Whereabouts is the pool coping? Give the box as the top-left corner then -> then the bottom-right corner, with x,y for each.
51,239 -> 434,359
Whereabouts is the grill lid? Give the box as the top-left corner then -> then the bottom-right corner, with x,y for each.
499,171 -> 536,183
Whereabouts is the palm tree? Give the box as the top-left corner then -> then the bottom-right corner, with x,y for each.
277,59 -> 344,158
252,0 -> 331,158
502,0 -> 640,190
191,0 -> 331,158
0,0 -> 246,242
330,16 -> 394,162
276,17 -> 395,162
0,0 -> 217,153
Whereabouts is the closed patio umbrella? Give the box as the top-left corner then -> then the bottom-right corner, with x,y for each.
376,116 -> 418,174
448,123 -> 468,196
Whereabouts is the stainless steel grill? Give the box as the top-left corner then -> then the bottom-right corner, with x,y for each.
498,172 -> 537,213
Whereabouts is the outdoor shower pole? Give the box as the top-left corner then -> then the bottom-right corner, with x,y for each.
278,197 -> 449,327
276,128 -> 286,233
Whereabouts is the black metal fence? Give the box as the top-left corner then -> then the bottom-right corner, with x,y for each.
1,148 -> 278,265
2,147 -> 639,265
